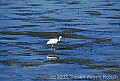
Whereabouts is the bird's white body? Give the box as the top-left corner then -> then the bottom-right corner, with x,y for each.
47,36 -> 62,45
47,39 -> 59,44
46,36 -> 62,50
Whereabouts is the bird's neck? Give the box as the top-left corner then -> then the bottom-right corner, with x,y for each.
58,38 -> 61,41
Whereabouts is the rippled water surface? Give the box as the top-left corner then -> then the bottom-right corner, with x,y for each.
0,0 -> 120,81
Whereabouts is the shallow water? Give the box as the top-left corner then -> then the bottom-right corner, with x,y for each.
0,0 -> 120,81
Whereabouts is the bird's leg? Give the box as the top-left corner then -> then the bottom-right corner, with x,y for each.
54,45 -> 56,50
51,45 -> 54,50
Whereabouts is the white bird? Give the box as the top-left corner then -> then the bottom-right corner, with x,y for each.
46,36 -> 63,50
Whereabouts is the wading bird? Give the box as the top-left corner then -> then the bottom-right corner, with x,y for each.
46,36 -> 63,50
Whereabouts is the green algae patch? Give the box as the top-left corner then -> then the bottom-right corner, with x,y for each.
59,28 -> 87,33
0,50 -> 8,53
26,32 -> 91,39
31,50 -> 64,55
101,3 -> 114,6
8,7 -> 27,9
21,47 -> 62,55
106,57 -> 119,61
0,31 -> 111,44
47,44 -> 76,50
0,58 -> 93,67
104,16 -> 120,19
47,9 -> 57,13
39,16 -> 73,22
0,31 -> 92,40
18,46 -> 64,55
44,58 -> 93,64
58,58 -> 93,63
62,33 -> 91,39
85,11 -> 102,16
68,1 -> 81,5
0,31 -> 25,35
94,39 -> 112,43
27,32 -> 59,38
102,68 -> 120,74
27,4 -> 42,6
55,45 -> 75,50
0,37 -> 17,40
10,17 -> 31,20
52,19 -> 73,22
16,42 -> 29,45
7,25 -> 39,28
0,60 -> 41,67
39,16 -> 52,20
0,50 -> 13,54
87,64 -> 118,69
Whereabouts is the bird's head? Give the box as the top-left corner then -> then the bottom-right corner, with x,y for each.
59,36 -> 63,41
59,36 -> 62,39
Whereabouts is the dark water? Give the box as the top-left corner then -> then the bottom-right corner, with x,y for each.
0,0 -> 120,81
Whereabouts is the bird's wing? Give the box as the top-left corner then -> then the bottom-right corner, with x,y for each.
49,38 -> 57,41
47,39 -> 58,44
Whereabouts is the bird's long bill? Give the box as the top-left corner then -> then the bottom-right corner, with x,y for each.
61,37 -> 64,40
